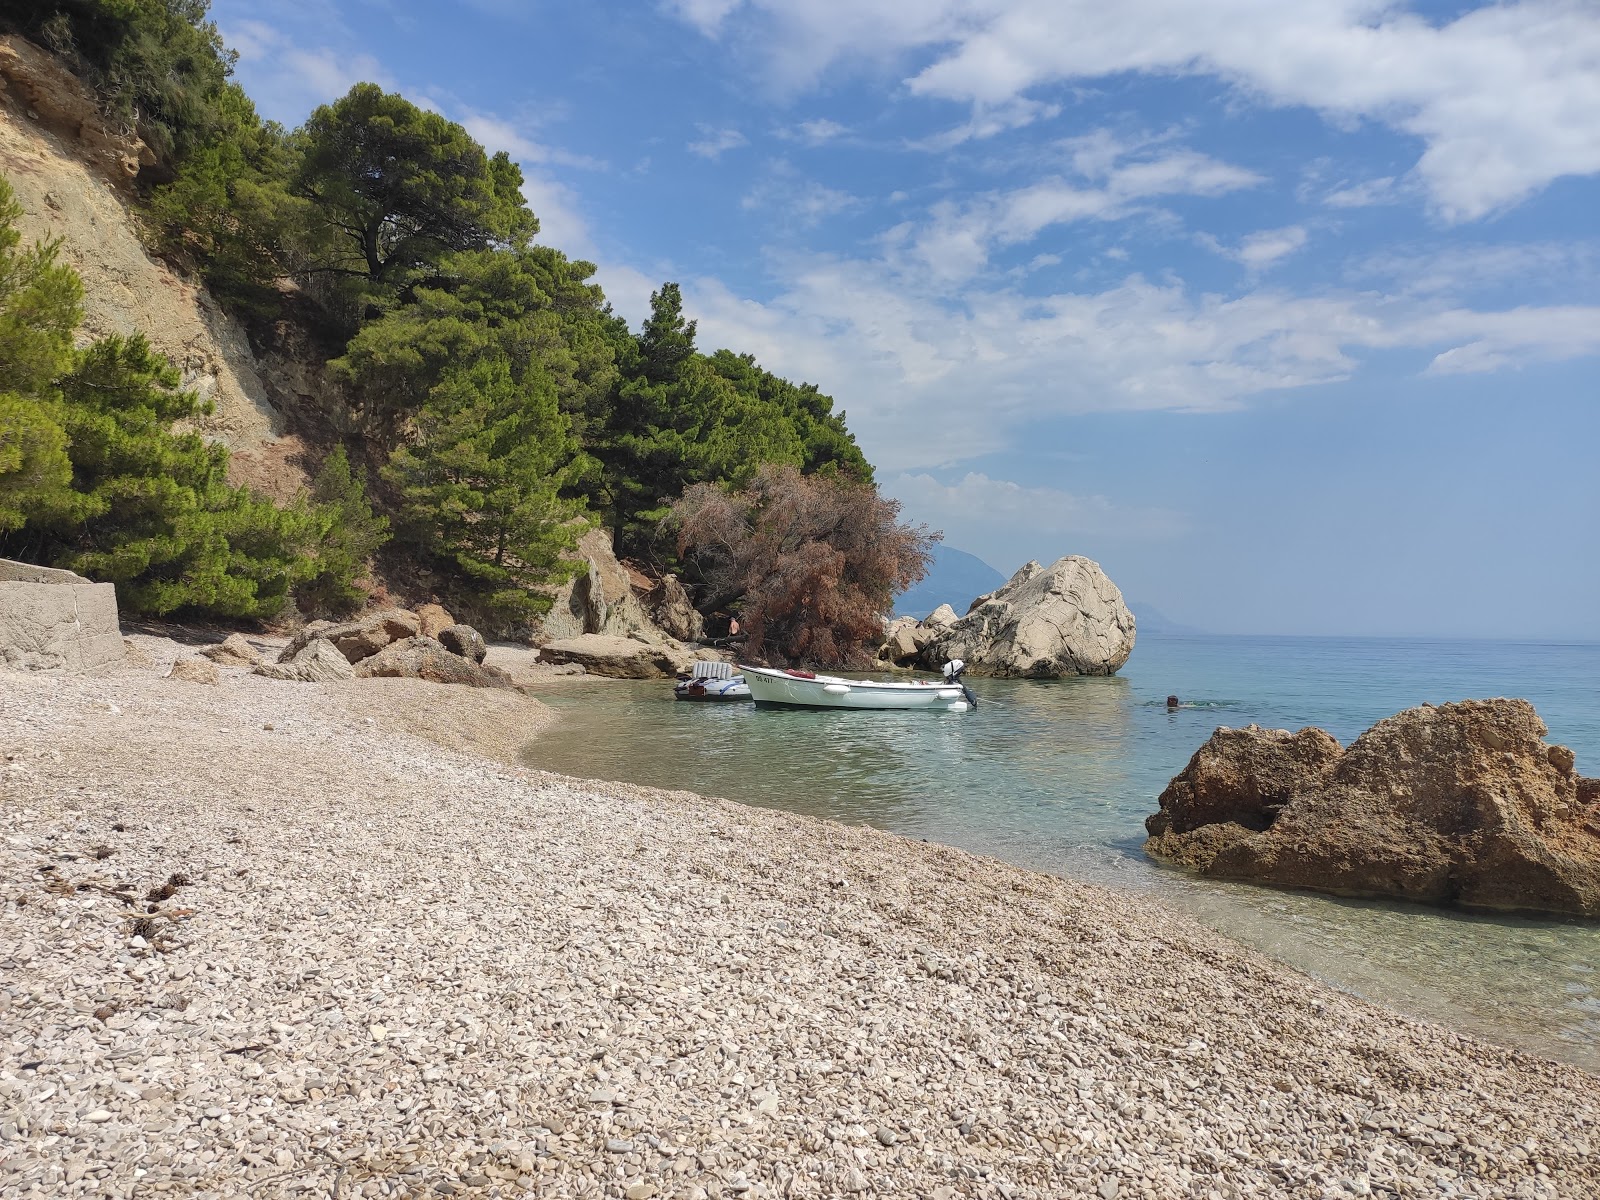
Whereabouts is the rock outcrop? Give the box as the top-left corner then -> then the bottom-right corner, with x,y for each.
916,556 -> 1135,677
537,634 -> 697,680
354,636 -> 514,689
277,610 -> 419,666
1145,699 -> 1600,918
648,574 -> 705,643
539,528 -> 659,642
0,35 -> 153,181
0,559 -> 124,674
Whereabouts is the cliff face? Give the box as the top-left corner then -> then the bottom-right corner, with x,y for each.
0,35 -> 305,498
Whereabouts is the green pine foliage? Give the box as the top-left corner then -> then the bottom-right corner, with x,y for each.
0,175 -> 364,619
382,356 -> 588,622
295,446 -> 390,617
3,1 -> 241,169
47,333 -> 314,618
2,5 -> 889,631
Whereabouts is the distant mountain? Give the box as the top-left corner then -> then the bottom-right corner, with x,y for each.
896,544 -> 1007,618
1128,601 -> 1204,635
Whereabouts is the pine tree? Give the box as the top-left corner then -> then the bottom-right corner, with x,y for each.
384,355 -> 587,621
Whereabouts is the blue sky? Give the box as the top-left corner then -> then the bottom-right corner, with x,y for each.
214,0 -> 1600,638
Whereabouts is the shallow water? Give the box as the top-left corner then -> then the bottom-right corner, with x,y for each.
521,634 -> 1600,1072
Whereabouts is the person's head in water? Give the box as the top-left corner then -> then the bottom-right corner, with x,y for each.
1166,694 -> 1181,710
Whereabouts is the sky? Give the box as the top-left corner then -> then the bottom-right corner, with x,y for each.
212,0 -> 1600,638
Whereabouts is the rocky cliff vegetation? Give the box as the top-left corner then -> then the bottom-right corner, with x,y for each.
1146,699 -> 1600,918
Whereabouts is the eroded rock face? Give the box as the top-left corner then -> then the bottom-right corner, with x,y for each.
0,559 -> 124,674
0,35 -> 154,180
650,574 -> 705,643
354,636 -> 514,689
919,556 -> 1135,678
1146,700 -> 1600,918
538,528 -> 662,642
438,624 -> 487,664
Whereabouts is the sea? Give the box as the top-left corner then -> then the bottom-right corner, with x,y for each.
520,634 -> 1600,1073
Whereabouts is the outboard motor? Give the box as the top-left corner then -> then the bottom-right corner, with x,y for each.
941,658 -> 978,709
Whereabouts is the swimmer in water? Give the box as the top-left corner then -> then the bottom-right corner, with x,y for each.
1166,694 -> 1181,710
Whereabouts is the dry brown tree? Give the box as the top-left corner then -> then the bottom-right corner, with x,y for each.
669,464 -> 938,667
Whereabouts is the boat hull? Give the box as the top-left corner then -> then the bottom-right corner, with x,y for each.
740,665 -> 970,711
673,678 -> 751,701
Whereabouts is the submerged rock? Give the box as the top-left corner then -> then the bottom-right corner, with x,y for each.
1146,699 -> 1600,918
918,556 -> 1135,678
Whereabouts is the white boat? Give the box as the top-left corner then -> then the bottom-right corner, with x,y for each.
740,660 -> 976,711
674,659 -> 751,702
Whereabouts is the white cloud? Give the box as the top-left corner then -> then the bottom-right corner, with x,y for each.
893,136 -> 1262,282
1202,225 -> 1309,271
742,162 -> 859,227
224,18 -> 395,119
889,472 -> 1188,547
673,251 -> 1600,472
1323,176 -> 1401,209
913,98 -> 1062,151
676,1 -> 1600,220
781,118 -> 849,145
688,125 -> 749,159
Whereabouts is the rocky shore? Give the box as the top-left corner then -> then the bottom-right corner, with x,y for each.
3,649 -> 1598,1199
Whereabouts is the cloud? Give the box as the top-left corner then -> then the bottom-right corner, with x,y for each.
454,108 -> 605,171
742,161 -> 859,227
688,125 -> 749,159
674,248 -> 1600,472
888,472 -> 1188,545
891,135 -> 1262,282
1322,176 -> 1402,209
913,98 -> 1062,151
223,17 -> 395,120
780,118 -> 849,145
1201,225 -> 1309,271
674,1 -> 1600,220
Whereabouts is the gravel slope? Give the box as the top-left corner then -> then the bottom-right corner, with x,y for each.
2,660 -> 1597,1199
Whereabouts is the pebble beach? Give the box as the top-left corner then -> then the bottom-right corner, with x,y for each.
3,644 -> 1598,1199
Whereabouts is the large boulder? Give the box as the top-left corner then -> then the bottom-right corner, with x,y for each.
254,639 -> 358,683
1145,699 -> 1600,918
354,636 -> 514,689
0,559 -> 125,673
649,574 -> 705,643
918,556 -> 1135,678
537,634 -> 697,679
538,527 -> 659,642
277,609 -> 420,665
415,603 -> 455,639
437,623 -> 487,664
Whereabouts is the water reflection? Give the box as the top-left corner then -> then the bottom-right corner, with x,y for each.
522,643 -> 1600,1074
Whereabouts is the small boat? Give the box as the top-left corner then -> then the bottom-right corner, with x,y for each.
674,659 -> 751,701
740,660 -> 977,711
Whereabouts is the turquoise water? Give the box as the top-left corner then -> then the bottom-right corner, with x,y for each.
521,635 -> 1600,1071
